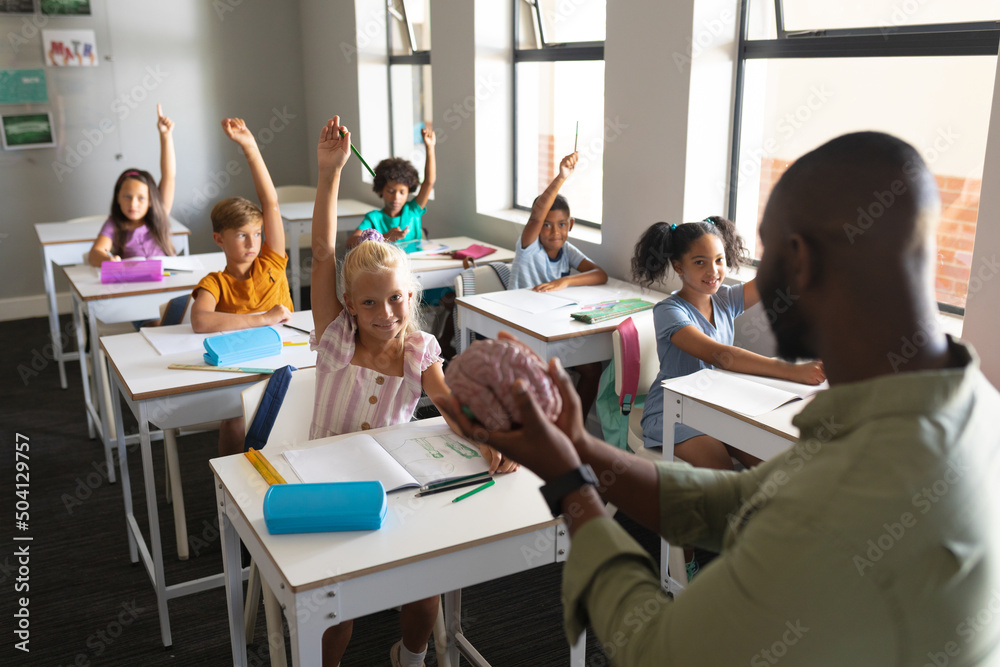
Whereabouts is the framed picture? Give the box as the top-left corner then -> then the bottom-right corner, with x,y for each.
0,1 -> 36,14
42,29 -> 98,67
41,0 -> 91,15
1,112 -> 56,150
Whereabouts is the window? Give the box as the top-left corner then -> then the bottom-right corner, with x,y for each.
514,0 -> 606,226
730,0 -> 1000,313
388,0 -> 432,181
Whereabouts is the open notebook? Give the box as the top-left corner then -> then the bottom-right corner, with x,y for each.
664,368 -> 827,417
281,421 -> 490,491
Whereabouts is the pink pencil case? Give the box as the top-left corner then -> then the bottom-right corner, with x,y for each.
100,259 -> 163,284
450,244 -> 496,260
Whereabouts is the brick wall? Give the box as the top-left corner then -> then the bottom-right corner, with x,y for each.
757,157 -> 981,309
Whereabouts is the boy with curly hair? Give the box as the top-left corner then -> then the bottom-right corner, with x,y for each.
348,128 -> 436,248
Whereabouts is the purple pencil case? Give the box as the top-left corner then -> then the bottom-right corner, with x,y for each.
100,259 -> 163,284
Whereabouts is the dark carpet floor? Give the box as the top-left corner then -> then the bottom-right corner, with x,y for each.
0,314 -> 663,666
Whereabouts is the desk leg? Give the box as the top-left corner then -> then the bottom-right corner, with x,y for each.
458,323 -> 471,354
569,631 -> 586,666
662,393 -> 686,596
111,374 -> 138,563
87,309 -> 116,483
217,485 -> 248,667
288,602 -> 324,667
443,589 -> 462,667
288,222 -> 303,312
137,402 -> 173,647
73,297 -> 95,439
41,249 -> 68,389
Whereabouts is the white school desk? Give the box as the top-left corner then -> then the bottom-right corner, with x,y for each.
211,416 -> 586,667
64,253 -> 227,482
407,236 -> 515,291
101,321 -> 318,648
659,379 -> 806,595
34,217 -> 191,389
280,198 -> 369,311
455,278 -> 667,364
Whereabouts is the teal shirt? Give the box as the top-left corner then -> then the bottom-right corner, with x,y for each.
358,199 -> 425,242
563,339 -> 1000,666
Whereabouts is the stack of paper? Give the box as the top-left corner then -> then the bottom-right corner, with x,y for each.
664,369 -> 826,417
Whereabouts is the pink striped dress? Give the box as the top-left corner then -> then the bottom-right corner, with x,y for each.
310,309 -> 442,440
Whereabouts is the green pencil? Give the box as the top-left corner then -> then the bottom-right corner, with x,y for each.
452,478 -> 495,503
340,130 -> 376,178
573,120 -> 579,152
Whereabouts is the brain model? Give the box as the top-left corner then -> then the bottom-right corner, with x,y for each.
445,338 -> 562,431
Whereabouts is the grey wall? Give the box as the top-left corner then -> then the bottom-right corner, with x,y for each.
0,0 -> 310,303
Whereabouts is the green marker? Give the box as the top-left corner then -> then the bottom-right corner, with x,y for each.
452,478 -> 495,503
573,120 -> 579,152
340,130 -> 376,178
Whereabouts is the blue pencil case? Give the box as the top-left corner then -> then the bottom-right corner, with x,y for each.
203,327 -> 282,367
263,481 -> 387,534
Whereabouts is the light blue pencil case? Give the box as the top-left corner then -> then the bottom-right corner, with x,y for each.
203,327 -> 281,367
262,481 -> 388,534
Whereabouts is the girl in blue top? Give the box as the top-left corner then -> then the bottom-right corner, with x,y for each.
632,216 -> 825,470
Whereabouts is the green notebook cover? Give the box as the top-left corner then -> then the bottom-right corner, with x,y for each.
570,298 -> 654,324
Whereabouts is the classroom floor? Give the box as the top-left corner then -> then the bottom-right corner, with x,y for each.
1,314 -> 662,666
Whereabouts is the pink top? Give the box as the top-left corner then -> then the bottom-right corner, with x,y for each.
310,309 -> 442,440
99,218 -> 169,259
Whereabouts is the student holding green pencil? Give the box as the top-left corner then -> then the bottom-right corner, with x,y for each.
347,127 -> 437,248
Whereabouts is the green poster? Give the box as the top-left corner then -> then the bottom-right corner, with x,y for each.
1,112 -> 56,150
41,0 -> 92,15
0,69 -> 48,105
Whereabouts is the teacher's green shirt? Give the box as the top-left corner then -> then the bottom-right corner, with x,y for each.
563,340 -> 1000,666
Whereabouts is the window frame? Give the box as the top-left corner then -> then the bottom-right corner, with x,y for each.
729,0 -> 1000,315
386,0 -> 431,158
512,0 -> 605,228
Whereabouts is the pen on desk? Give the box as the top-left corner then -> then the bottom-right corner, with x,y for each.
283,341 -> 308,346
421,471 -> 492,491
283,323 -> 311,335
161,267 -> 194,273
416,476 -> 493,497
452,479 -> 495,503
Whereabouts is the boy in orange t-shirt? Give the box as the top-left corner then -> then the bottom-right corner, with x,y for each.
191,117 -> 293,454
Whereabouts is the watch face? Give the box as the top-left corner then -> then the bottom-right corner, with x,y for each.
541,465 -> 598,518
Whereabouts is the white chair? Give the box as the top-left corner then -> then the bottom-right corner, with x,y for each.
452,263 -> 510,354
610,311 -> 689,588
239,368 -> 451,667
238,368 -> 317,667
276,185 -> 318,249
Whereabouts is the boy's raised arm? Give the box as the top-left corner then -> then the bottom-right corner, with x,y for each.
522,151 -> 577,247
157,104 -> 176,216
222,117 -> 285,253
311,117 -> 352,338
414,128 -> 436,209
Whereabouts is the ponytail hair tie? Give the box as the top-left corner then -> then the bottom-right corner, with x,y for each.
703,217 -> 716,226
669,223 -> 677,231
357,228 -> 385,244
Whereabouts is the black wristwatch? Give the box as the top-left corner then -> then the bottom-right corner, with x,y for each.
540,464 -> 598,518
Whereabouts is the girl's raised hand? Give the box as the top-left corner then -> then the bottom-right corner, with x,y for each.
421,127 -> 436,147
317,116 -> 351,172
156,104 -> 174,134
221,117 -> 254,147
559,151 -> 579,180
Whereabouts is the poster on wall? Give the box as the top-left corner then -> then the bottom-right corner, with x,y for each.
41,0 -> 91,15
0,1 -> 36,14
42,29 -> 98,66
1,112 -> 56,150
0,69 -> 48,104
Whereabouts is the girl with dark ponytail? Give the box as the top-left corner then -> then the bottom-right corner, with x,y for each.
630,216 -> 824,472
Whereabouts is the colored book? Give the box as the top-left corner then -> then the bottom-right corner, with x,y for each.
570,298 -> 655,324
